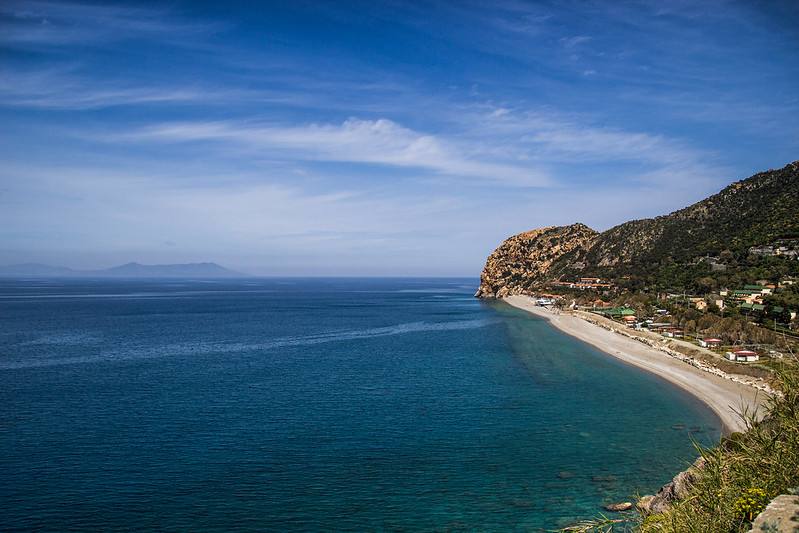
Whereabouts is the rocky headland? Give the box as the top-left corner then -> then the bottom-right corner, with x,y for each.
475,160 -> 799,298
474,223 -> 597,298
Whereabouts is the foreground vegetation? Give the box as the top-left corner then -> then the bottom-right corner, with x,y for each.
559,360 -> 799,533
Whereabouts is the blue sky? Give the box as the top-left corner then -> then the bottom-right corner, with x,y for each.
1,0 -> 798,276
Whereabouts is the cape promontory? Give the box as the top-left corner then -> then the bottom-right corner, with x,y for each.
475,160 -> 799,298
474,223 -> 598,297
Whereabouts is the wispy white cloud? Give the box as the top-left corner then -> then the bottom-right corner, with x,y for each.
84,102 -> 733,194
0,71 -> 206,109
0,1 -> 221,47
559,35 -> 592,48
108,118 -> 553,186
521,119 -> 682,164
0,67 -> 311,110
456,106 -> 724,177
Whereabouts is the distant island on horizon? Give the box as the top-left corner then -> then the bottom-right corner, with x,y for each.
0,261 -> 248,278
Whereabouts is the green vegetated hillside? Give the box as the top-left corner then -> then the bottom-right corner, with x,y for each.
477,160 -> 799,297
573,161 -> 799,271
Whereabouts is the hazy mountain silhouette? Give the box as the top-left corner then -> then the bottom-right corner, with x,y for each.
0,262 -> 247,278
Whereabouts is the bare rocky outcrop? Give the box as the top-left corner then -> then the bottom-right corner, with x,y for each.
638,456 -> 706,514
749,493 -> 799,532
474,224 -> 598,298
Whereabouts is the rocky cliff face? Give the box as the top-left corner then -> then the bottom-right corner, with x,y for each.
475,224 -> 598,298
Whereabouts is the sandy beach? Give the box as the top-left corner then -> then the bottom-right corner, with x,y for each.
503,295 -> 769,434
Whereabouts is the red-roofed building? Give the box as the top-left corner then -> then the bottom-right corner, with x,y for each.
622,315 -> 637,328
699,338 -> 723,348
726,349 -> 759,362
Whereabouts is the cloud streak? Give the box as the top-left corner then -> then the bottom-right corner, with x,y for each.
84,104 -> 733,197
0,1 -> 220,47
109,118 -> 552,186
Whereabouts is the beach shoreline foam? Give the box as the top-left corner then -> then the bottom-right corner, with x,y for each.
503,295 -> 769,434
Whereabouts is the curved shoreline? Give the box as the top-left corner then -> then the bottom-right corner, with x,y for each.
503,295 -> 769,434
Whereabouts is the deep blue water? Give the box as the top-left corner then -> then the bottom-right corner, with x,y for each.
0,278 -> 720,531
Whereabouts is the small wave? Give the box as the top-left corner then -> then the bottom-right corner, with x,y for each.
394,288 -> 461,293
19,332 -> 102,346
0,318 -> 494,370
0,289 -> 278,301
260,318 -> 490,348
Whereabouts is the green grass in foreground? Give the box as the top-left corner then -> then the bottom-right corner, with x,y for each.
559,361 -> 799,533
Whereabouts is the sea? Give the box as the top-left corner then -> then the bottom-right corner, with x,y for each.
0,277 -> 721,531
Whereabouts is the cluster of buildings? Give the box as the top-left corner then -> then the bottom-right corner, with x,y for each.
749,239 -> 799,260
549,277 -> 617,293
697,339 -> 760,362
583,302 -> 768,362
530,273 -> 797,365
723,284 -> 775,304
720,281 -> 796,321
528,288 -> 773,363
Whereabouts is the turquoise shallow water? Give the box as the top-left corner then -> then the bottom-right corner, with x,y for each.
0,278 -> 720,531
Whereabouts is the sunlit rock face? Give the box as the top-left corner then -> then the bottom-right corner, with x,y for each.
475,223 -> 598,298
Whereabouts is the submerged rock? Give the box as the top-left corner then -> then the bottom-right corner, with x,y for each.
591,475 -> 618,483
604,502 -> 633,512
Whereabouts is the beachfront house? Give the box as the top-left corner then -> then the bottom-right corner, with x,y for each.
699,338 -> 723,349
647,322 -> 672,333
725,349 -> 759,362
